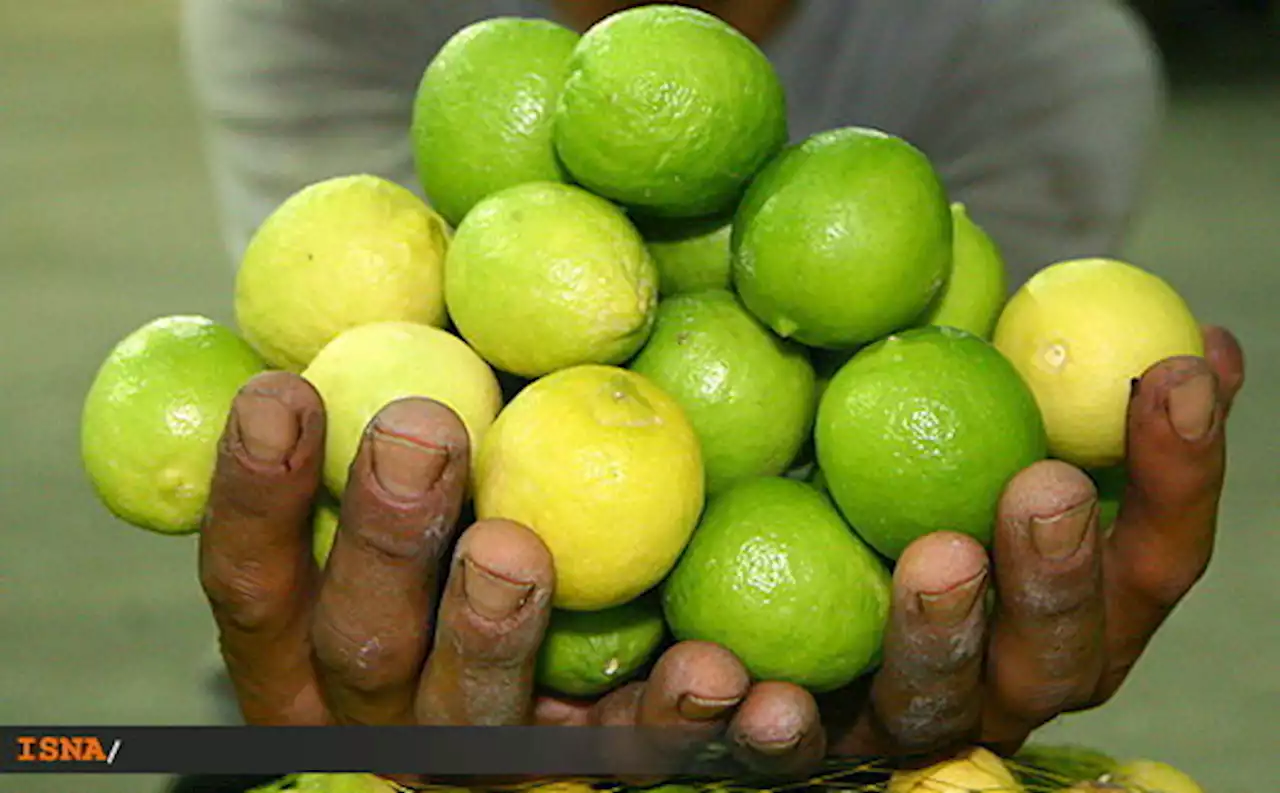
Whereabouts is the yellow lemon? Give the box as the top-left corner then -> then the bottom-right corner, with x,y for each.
993,258 -> 1204,469
475,365 -> 704,611
236,175 -> 451,372
1111,759 -> 1205,793
302,322 -> 503,498
889,747 -> 1024,793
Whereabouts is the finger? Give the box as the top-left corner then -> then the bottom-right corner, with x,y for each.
199,371 -> 328,725
533,696 -> 595,727
728,682 -> 827,779
1101,354 -> 1227,697
417,518 -> 555,726
633,640 -> 750,731
1201,325 -> 1246,416
312,398 -> 470,725
588,641 -> 749,783
848,532 -> 989,755
984,461 -> 1104,750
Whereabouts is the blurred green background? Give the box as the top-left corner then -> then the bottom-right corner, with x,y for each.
0,1 -> 1275,792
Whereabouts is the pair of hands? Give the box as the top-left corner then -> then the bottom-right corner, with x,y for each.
198,326 -> 1244,780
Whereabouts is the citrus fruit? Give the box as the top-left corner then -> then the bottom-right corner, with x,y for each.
235,175 -> 450,372
445,182 -> 659,378
888,747 -> 1024,793
816,326 -> 1047,559
553,4 -> 787,218
640,215 -> 733,297
312,496 -> 340,568
301,321 -> 503,497
993,257 -> 1205,469
475,365 -> 704,611
732,126 -> 953,349
922,202 -> 1009,339
629,289 -> 815,494
662,477 -> 891,693
1090,465 -> 1127,530
81,315 -> 267,534
535,594 -> 667,697
1112,759 -> 1205,793
411,18 -> 579,227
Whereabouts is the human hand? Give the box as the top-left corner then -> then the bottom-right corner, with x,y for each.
685,325 -> 1245,775
200,323 -> 1243,779
198,371 -> 819,771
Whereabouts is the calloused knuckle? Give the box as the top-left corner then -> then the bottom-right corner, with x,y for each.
315,619 -> 418,695
200,561 -> 283,632
885,698 -> 975,752
1006,679 -> 1085,725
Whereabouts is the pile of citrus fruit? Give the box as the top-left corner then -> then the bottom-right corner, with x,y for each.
81,7 -> 1207,788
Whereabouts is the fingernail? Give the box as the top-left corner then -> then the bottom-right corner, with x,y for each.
1167,371 -> 1216,442
236,391 -> 299,465
744,732 -> 803,756
918,568 -> 987,626
1031,499 -> 1096,561
677,693 -> 742,721
463,558 -> 534,621
370,425 -> 448,500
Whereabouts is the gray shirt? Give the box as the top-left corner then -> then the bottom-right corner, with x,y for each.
181,0 -> 1164,286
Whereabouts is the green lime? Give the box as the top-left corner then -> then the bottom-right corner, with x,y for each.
445,182 -> 658,378
732,127 -> 952,349
629,289 -> 815,495
411,18 -> 579,227
816,326 -> 1047,559
553,4 -> 787,218
81,315 -> 268,534
235,174 -> 451,373
312,496 -> 341,568
640,215 -> 733,297
663,477 -> 891,693
1090,465 -> 1127,530
535,594 -> 667,697
922,203 -> 1009,339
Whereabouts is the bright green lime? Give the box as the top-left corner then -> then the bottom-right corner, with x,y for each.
445,182 -> 659,378
411,18 -> 579,227
630,289 -> 815,495
640,215 -> 733,297
1091,465 -> 1127,529
81,315 -> 268,534
312,496 -> 341,568
922,203 -> 1009,339
816,326 -> 1047,559
663,477 -> 891,693
732,127 -> 952,349
536,594 -> 667,697
553,4 -> 788,218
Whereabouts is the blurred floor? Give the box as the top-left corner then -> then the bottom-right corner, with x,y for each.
0,2 -> 1275,792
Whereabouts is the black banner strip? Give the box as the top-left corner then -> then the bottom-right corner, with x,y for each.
0,726 -> 744,776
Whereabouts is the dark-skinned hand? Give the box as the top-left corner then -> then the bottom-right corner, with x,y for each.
200,325 -> 1244,781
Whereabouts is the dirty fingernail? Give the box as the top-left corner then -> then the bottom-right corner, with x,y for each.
371,417 -> 448,499
744,732 -> 803,756
237,391 -> 300,465
463,558 -> 534,621
1031,499 -> 1096,561
1167,371 -> 1216,442
677,694 -> 742,722
918,568 -> 987,626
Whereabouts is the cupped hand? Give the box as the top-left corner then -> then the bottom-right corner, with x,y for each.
200,324 -> 1243,780
707,325 -> 1246,775
198,372 -> 806,771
